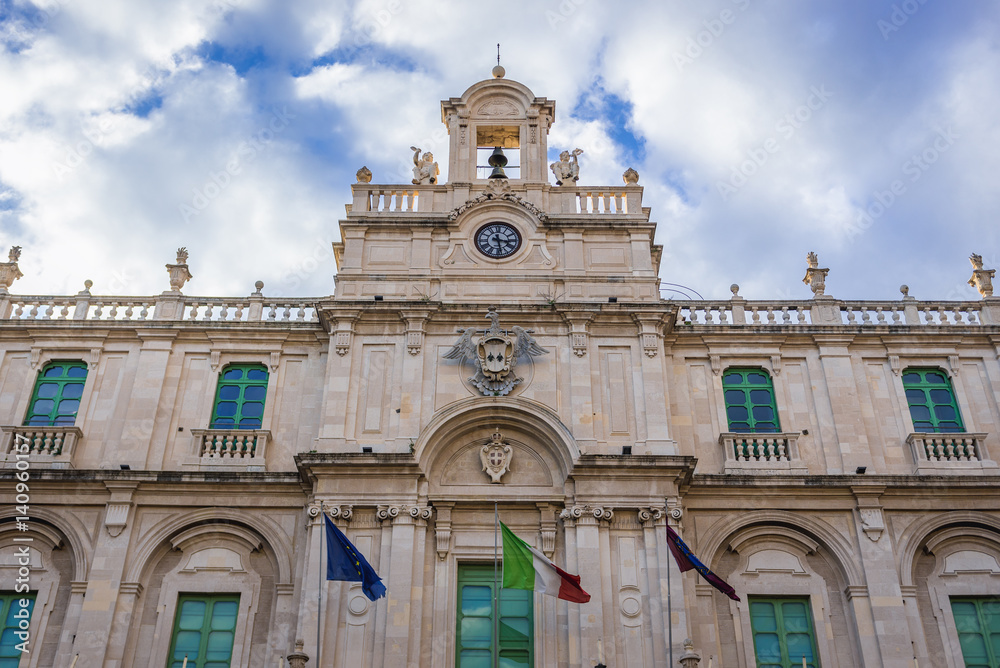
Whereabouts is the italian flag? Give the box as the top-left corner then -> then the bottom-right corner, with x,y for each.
500,521 -> 591,603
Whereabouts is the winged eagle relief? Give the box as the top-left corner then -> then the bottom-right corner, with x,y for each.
443,308 -> 549,396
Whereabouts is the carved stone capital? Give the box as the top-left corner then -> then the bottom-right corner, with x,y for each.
376,505 -> 400,523
638,506 -> 665,526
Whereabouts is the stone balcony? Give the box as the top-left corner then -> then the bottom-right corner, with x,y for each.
1,425 -> 83,468
907,432 -> 996,474
191,428 -> 270,472
720,432 -> 808,475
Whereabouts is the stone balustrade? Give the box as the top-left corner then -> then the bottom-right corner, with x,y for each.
720,432 -> 808,474
2,425 -> 82,465
673,299 -> 994,327
907,432 -> 996,474
0,294 -> 317,323
349,183 -> 643,217
192,428 -> 269,462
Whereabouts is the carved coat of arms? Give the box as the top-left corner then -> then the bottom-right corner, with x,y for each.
480,429 -> 512,483
443,308 -> 549,396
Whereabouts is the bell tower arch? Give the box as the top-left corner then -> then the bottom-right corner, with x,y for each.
441,73 -> 555,183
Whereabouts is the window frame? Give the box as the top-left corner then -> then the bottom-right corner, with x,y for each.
901,367 -> 965,434
722,367 -> 782,434
456,563 -> 534,668
209,364 -> 269,430
166,593 -> 241,668
748,595 -> 820,668
24,360 -> 88,427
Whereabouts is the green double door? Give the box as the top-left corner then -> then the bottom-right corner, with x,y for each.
456,564 -> 533,668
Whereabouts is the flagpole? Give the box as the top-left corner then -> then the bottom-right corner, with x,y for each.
494,500 -> 499,668
318,501 -> 323,665
667,521 -> 673,668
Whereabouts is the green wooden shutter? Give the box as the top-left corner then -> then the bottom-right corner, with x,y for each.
167,594 -> 240,668
0,592 -> 35,667
902,368 -> 964,433
749,597 -> 819,668
210,364 -> 268,429
951,597 -> 1000,667
723,368 -> 780,433
456,564 -> 533,668
25,361 -> 88,426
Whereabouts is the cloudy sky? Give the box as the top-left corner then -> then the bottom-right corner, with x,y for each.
1,0 -> 998,301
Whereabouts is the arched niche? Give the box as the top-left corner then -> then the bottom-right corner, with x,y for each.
696,513 -> 865,668
416,396 -> 577,497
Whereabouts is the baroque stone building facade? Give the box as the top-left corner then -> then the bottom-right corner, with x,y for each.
2,72 -> 1000,668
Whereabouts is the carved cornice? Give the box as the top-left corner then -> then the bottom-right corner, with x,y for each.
448,182 -> 549,224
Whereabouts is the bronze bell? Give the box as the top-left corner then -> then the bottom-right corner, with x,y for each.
487,146 -> 508,179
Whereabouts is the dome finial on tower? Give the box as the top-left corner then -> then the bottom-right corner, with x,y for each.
492,43 -> 505,78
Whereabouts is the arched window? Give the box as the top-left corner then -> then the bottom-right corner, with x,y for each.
722,368 -> 780,433
25,361 -> 88,426
901,368 -> 964,433
209,364 -> 268,429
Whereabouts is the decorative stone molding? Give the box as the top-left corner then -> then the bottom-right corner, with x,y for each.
537,503 -> 558,558
852,486 -> 885,542
709,355 -> 721,376
89,348 -> 102,370
29,347 -> 40,369
858,508 -> 885,542
104,503 -> 130,537
559,505 -> 613,524
770,354 -> 782,376
326,505 -> 354,522
376,505 -> 400,523
637,507 -> 664,526
632,313 -> 666,358
435,505 -> 453,560
408,505 -> 434,521
270,352 -> 281,372
561,312 -> 593,357
355,166 -> 372,184
622,167 -> 639,185
948,354 -> 961,377
332,312 -> 360,356
402,310 -> 432,356
480,429 -> 513,483
802,251 -> 830,298
448,181 -> 549,223
103,482 -> 138,537
209,350 -> 221,371
888,355 -> 900,376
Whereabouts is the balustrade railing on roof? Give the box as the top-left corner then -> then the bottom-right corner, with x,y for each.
672,299 -> 990,327
1,294 -> 318,323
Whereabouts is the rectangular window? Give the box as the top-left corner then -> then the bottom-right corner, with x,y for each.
749,597 -> 819,668
951,597 -> 1000,667
167,594 -> 240,668
0,592 -> 35,666
25,361 -> 88,426
456,564 -> 533,668
902,368 -> 965,433
723,368 -> 780,433
210,364 -> 268,429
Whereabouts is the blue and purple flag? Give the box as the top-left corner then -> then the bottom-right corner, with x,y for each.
665,524 -> 740,601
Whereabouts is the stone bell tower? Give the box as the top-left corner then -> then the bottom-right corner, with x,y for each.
440,69 -> 555,183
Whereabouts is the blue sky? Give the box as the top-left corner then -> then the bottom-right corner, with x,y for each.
0,0 -> 998,300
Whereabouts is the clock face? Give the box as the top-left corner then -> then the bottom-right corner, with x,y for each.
475,222 -> 522,259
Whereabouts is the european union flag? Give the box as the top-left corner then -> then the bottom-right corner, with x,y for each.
325,514 -> 387,602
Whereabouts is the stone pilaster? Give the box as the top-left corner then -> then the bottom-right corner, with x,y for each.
852,487 -> 915,667
69,482 -> 139,667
